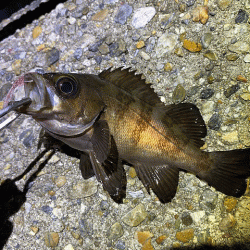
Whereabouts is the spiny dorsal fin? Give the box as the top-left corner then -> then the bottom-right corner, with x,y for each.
99,67 -> 164,107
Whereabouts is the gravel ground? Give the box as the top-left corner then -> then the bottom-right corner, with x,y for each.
1,0 -> 250,249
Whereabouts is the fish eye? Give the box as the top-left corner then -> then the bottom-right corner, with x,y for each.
56,77 -> 78,97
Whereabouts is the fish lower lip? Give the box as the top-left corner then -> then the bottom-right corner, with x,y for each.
23,73 -> 46,111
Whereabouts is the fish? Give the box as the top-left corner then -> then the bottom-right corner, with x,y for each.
3,68 -> 250,203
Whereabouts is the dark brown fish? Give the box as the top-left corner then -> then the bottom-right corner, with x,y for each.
4,68 -> 250,203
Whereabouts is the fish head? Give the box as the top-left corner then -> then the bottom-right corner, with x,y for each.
5,72 -> 105,136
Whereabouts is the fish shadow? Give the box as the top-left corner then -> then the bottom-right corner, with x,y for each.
0,149 -> 54,249
173,243 -> 250,250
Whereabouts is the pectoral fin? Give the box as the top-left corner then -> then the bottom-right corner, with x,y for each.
91,119 -> 112,165
89,136 -> 126,203
79,153 -> 95,179
135,164 -> 179,203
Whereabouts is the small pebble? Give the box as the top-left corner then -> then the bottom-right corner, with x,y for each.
197,231 -> 210,244
224,197 -> 238,212
244,54 -> 250,62
122,204 -> 148,226
108,222 -> 123,240
207,75 -> 214,84
0,83 -> 12,101
164,62 -> 173,71
200,189 -> 218,210
139,51 -> 150,61
172,84 -> 186,103
94,55 -> 102,64
69,179 -> 98,198
32,26 -> 42,39
192,6 -> 209,24
187,86 -> 199,96
109,42 -> 119,57
201,101 -> 214,114
240,93 -> 250,101
156,32 -> 178,57
128,167 -> 137,178
181,212 -> 193,226
219,214 -> 236,231
114,4 -> 132,25
92,9 -> 109,21
179,3 -> 187,13
98,44 -> 109,55
228,41 -> 250,54
19,129 -> 34,148
137,231 -> 154,250
132,7 -> 156,29
203,50 -> 218,61
183,39 -> 202,52
54,176 -> 67,188
201,33 -> 213,49
137,231 -> 154,245
146,37 -> 156,52
221,131 -> 238,144
30,226 -> 39,235
64,244 -> 74,250
12,59 -> 22,75
224,84 -> 240,98
100,200 -> 109,211
186,0 -> 196,7
74,48 -> 83,60
237,75 -> 247,83
208,113 -> 222,131
89,39 -> 103,52
136,40 -> 145,49
82,6 -> 89,15
235,9 -> 249,23
200,89 -> 214,99
217,0 -> 232,10
174,47 -> 184,57
41,205 -> 53,215
49,154 -> 60,163
226,54 -> 239,61
67,17 -> 76,25
176,229 -> 194,243
67,3 -> 76,11
44,232 -> 59,247
46,48 -> 60,66
156,235 -> 167,244
115,240 -> 126,250
191,211 -> 206,224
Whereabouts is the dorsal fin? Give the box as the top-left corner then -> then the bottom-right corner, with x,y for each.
159,103 -> 207,148
99,67 -> 164,107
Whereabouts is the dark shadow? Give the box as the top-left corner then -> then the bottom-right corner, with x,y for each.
0,148 -> 55,249
0,0 -> 34,22
0,0 -> 68,42
172,244 -> 250,250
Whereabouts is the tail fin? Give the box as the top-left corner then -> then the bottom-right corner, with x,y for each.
197,149 -> 250,197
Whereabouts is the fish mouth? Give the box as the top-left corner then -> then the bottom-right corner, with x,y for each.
23,73 -> 48,113
4,73 -> 53,117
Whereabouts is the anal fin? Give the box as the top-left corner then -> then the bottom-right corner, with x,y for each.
135,164 -> 179,203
